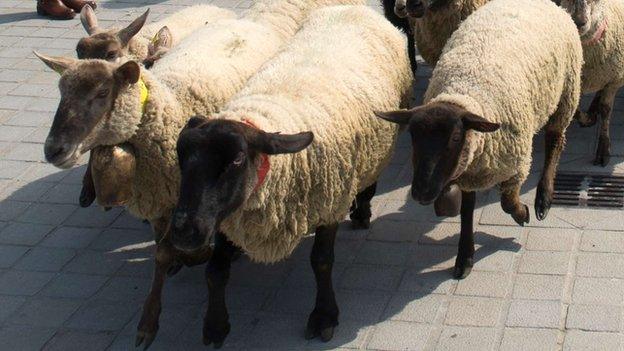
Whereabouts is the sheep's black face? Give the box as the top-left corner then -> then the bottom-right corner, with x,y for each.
375,103 -> 500,205
34,55 -> 141,169
171,117 -> 314,252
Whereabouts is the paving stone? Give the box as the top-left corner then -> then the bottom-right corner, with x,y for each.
581,230 -> 624,253
398,267 -> 455,294
13,246 -> 75,272
436,326 -> 496,351
525,228 -> 578,251
16,203 -> 76,225
39,272 -> 108,299
0,325 -> 55,351
38,183 -> 82,204
566,304 -> 622,332
42,329 -> 116,351
63,250 -> 125,276
444,297 -> 503,327
0,270 -> 54,296
11,297 -> 81,327
506,300 -> 562,328
500,328 -> 559,351
518,251 -> 570,275
564,330 -> 622,351
572,277 -> 624,305
367,321 -> 431,351
383,292 -> 442,323
0,244 -> 29,268
367,219 -> 421,242
242,313 -> 309,350
339,264 -> 403,291
0,295 -> 26,324
87,228 -> 152,252
455,271 -> 511,298
0,200 -> 30,221
354,240 -> 411,266
576,252 -> 624,278
63,206 -> 122,228
0,180 -> 55,202
513,274 -> 566,300
92,276 -> 151,302
39,226 -> 101,249
65,300 -> 139,331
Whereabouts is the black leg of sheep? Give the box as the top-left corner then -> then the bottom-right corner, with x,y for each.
350,182 -> 377,229
305,223 -> 339,342
453,191 -> 475,279
203,232 -> 236,349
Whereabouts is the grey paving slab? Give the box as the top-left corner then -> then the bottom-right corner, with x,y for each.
10,297 -> 82,328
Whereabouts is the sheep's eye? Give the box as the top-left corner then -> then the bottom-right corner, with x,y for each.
451,132 -> 461,143
232,152 -> 245,167
105,51 -> 118,60
96,89 -> 109,99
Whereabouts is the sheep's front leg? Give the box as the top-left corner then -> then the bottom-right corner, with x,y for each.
136,241 -> 175,350
203,232 -> 236,348
350,182 -> 377,229
535,126 -> 567,220
576,90 -> 603,127
592,86 -> 618,167
454,191 -> 475,279
501,176 -> 530,225
306,223 -> 339,342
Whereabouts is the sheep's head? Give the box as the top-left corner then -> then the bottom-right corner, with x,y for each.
376,102 -> 499,205
35,52 -> 141,168
170,117 -> 314,252
75,6 -> 149,62
559,0 -> 604,37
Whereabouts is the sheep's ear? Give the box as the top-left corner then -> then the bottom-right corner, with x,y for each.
462,113 -> 500,133
184,116 -> 207,130
151,26 -> 173,52
118,9 -> 150,46
251,131 -> 314,155
114,61 -> 141,85
374,109 -> 413,125
80,4 -> 99,35
33,51 -> 77,75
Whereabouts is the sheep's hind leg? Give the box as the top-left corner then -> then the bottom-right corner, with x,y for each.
500,176 -> 530,225
306,223 -> 339,342
203,232 -> 236,348
592,86 -> 618,167
576,91 -> 602,127
349,182 -> 377,229
454,191 -> 475,279
136,241 -> 174,350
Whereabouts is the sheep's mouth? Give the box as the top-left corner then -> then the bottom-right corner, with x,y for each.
48,144 -> 82,169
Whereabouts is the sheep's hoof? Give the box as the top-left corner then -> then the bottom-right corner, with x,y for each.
203,320 -> 230,349
511,204 -> 530,225
534,186 -> 552,221
453,257 -> 473,279
305,309 -> 338,342
135,331 -> 156,350
593,140 -> 611,167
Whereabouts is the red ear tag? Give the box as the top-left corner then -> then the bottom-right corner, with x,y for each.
242,119 -> 271,192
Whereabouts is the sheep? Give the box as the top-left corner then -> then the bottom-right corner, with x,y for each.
392,0 -> 489,66
77,5 -> 235,63
559,0 -> 624,166
377,0 -> 583,279
381,0 -> 418,74
76,5 -> 235,208
35,0 -> 365,348
169,5 -> 412,346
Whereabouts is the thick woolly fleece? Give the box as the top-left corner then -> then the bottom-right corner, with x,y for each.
410,0 -> 488,66
425,0 -> 582,193
578,0 -> 624,95
124,5 -> 235,61
83,0 -> 365,222
215,5 -> 412,264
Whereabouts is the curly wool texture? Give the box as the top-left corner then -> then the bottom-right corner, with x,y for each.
89,0 -> 364,222
125,5 -> 236,61
409,0 -> 488,66
425,0 -> 583,192
216,5 -> 413,264
578,0 -> 624,94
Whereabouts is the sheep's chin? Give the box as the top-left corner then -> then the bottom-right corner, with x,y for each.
54,144 -> 85,169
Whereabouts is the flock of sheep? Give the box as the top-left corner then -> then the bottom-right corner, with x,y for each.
30,0 -> 623,348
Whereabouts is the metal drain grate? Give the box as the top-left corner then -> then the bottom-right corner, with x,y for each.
553,173 -> 624,208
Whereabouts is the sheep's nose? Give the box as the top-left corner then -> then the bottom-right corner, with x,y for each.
574,18 -> 587,28
44,140 -> 68,164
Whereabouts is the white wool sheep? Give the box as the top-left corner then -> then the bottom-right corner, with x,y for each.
206,5 -> 413,263
564,0 -> 624,166
78,5 -> 235,62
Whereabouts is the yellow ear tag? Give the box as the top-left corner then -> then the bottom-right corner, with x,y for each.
138,77 -> 149,113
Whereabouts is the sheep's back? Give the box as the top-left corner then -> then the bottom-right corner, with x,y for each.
218,5 -> 412,263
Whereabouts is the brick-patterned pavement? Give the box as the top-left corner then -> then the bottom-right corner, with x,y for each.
0,0 -> 623,350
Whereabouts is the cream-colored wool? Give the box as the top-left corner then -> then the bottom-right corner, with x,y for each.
409,0 -> 488,66
215,5 -> 412,264
71,0 -> 365,222
425,0 -> 582,193
578,0 -> 624,95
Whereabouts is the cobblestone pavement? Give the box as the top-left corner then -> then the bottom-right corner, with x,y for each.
0,0 -> 623,350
